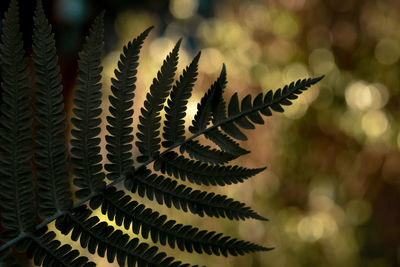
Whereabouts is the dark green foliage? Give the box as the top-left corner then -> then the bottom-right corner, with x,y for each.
90,186 -> 269,255
105,27 -> 153,180
162,52 -> 200,148
56,207 -> 190,267
180,140 -> 239,164
204,128 -> 249,156
189,68 -> 224,134
124,168 -> 267,220
20,228 -> 95,267
0,0 -> 35,240
136,40 -> 181,163
32,0 -> 72,217
0,0 -> 323,266
154,151 -> 266,186
71,12 -> 106,199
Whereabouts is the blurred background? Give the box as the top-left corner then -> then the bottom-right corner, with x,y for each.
1,0 -> 400,266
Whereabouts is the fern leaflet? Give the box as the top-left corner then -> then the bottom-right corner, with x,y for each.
90,187 -> 270,256
56,207 -> 190,267
124,168 -> 267,220
32,0 -> 72,217
71,12 -> 106,199
105,27 -> 153,180
0,0 -> 35,240
162,52 -> 200,148
180,140 -> 239,164
19,228 -> 95,267
154,151 -> 266,186
136,40 -> 181,162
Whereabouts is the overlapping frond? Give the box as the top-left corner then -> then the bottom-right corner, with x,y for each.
154,151 -> 265,186
71,12 -> 106,199
105,27 -> 153,180
189,65 -> 226,134
124,168 -> 267,220
211,64 -> 227,123
32,0 -> 72,218
16,228 -> 95,267
204,129 -> 249,156
136,40 -> 181,162
56,207 -> 191,267
162,52 -> 200,148
0,0 -> 35,240
180,140 -> 238,164
90,187 -> 269,256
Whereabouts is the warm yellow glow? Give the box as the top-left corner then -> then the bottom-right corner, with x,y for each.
198,48 -> 224,74
169,0 -> 199,20
283,101 -> 308,119
283,63 -> 319,119
114,11 -> 158,46
102,50 -> 121,80
345,81 -> 373,110
149,37 -> 175,63
345,81 -> 388,111
235,40 -> 261,67
283,63 -> 309,84
361,110 -> 389,138
297,215 -> 324,242
309,191 -> 334,212
272,11 -> 300,39
260,68 -> 283,90
297,212 -> 338,242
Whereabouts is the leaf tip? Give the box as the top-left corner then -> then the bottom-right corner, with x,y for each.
312,75 -> 325,83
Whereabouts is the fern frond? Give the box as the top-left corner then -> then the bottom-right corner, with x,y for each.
204,128 -> 249,156
32,0 -> 72,217
90,187 -> 270,256
0,0 -> 36,240
15,227 -> 95,267
180,140 -> 238,164
162,52 -> 200,148
136,40 -> 181,163
71,12 -> 106,199
154,152 -> 265,186
212,77 -> 324,141
124,168 -> 267,220
56,207 -> 190,267
211,64 -> 227,123
189,65 -> 226,134
105,27 -> 153,180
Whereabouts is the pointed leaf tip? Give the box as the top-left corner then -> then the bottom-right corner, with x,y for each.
145,25 -> 155,32
313,75 -> 325,83
194,51 -> 201,60
175,38 -> 182,49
